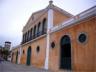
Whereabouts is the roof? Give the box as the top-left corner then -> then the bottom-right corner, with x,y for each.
47,4 -> 73,17
5,41 -> 11,44
50,6 -> 96,33
32,2 -> 73,18
11,45 -> 21,51
32,1 -> 73,17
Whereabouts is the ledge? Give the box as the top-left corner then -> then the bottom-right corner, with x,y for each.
21,34 -> 47,46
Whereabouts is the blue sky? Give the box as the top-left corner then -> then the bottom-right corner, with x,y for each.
0,0 -> 95,47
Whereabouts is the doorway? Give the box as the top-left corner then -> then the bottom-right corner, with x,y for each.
60,35 -> 71,70
26,46 -> 31,65
16,51 -> 18,64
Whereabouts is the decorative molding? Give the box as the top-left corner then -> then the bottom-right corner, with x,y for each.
77,32 -> 88,45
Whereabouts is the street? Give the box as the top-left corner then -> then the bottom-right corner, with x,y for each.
0,61 -> 52,72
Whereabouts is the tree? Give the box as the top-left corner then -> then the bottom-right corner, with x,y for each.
1,49 -> 10,60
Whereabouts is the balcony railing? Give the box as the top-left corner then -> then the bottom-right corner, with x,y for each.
22,29 -> 47,44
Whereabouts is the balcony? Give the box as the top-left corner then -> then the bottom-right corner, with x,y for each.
21,30 -> 47,44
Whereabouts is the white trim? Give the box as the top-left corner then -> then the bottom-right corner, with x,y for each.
48,9 -> 53,30
44,9 -> 53,69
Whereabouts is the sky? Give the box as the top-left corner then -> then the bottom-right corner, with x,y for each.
0,0 -> 95,47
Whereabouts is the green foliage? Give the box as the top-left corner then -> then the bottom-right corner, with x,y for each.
0,49 -> 10,60
3,50 -> 9,55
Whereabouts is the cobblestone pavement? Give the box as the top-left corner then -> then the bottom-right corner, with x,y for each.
0,61 -> 53,72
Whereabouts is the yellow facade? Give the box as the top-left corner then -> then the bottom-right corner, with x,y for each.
49,16 -> 96,71
11,46 -> 19,64
11,45 -> 21,64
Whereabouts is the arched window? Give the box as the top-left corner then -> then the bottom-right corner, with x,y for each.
22,34 -> 24,43
24,33 -> 26,42
25,32 -> 27,42
42,18 -> 47,34
26,32 -> 28,42
28,31 -> 30,41
29,30 -> 31,40
23,34 -> 25,43
33,25 -> 36,38
24,34 -> 26,42
30,28 -> 33,40
37,22 -> 41,36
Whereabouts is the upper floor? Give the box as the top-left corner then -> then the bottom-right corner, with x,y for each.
21,1 -> 73,45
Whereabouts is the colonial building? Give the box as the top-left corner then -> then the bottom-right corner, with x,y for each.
4,41 -> 11,50
11,1 -> 96,72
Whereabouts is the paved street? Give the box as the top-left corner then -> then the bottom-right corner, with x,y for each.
0,61 -> 52,72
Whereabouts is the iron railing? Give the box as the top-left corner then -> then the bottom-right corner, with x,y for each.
22,29 -> 47,44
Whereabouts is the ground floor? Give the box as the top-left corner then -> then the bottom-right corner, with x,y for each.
0,61 -> 52,72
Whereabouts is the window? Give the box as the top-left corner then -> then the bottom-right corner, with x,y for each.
33,25 -> 36,38
25,33 -> 26,42
42,18 -> 47,34
28,31 -> 30,41
24,33 -> 26,43
78,33 -> 87,43
22,34 -> 24,43
25,32 -> 28,42
30,28 -> 33,40
51,42 -> 55,49
27,32 -> 29,41
37,22 -> 41,36
36,46 -> 40,53
23,50 -> 25,54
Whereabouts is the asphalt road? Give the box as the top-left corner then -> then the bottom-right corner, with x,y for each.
0,61 -> 52,72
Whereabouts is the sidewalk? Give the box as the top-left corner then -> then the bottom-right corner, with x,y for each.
0,61 -> 53,72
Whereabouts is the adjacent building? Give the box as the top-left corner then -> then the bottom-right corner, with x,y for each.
11,1 -> 96,72
0,41 -> 11,60
4,41 -> 11,50
11,45 -> 21,64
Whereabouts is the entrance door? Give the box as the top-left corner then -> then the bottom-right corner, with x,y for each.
16,51 -> 18,64
26,46 -> 31,65
60,35 -> 71,70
